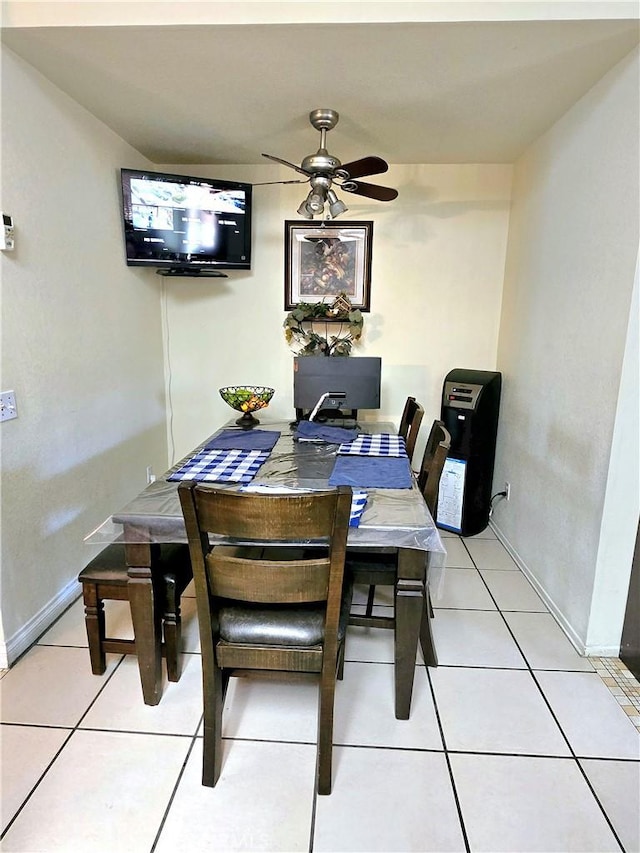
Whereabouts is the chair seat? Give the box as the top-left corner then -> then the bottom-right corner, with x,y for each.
219,581 -> 352,646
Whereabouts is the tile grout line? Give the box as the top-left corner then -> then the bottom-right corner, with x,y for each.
150,713 -> 203,852
423,663 -> 471,853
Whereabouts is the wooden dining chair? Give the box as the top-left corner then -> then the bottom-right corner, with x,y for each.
348,420 -> 451,667
178,483 -> 352,796
78,543 -> 193,682
398,396 -> 425,463
416,420 -> 452,517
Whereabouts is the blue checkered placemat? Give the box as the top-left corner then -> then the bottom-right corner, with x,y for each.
337,434 -> 408,457
167,449 -> 269,484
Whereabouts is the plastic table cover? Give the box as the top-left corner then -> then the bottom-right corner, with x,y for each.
85,420 -> 447,592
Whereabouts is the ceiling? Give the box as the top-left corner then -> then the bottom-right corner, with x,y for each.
2,18 -> 638,166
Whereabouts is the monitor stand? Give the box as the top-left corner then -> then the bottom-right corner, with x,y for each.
294,407 -> 359,429
156,269 -> 228,278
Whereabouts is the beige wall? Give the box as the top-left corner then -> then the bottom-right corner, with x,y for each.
156,163 -> 512,464
492,48 -> 640,653
0,48 -> 169,664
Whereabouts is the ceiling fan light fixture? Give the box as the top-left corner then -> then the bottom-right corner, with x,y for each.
306,189 -> 326,214
297,199 -> 314,219
327,189 -> 348,218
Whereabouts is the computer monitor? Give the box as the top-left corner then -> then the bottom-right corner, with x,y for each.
293,356 -> 382,421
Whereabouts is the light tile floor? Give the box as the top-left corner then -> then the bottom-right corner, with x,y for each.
2,528 -> 639,852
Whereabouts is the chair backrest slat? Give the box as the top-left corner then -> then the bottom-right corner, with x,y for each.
398,396 -> 425,463
207,550 -> 331,603
190,488 -> 341,541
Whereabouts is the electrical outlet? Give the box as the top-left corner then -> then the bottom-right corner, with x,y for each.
504,481 -> 511,501
146,465 -> 156,484
0,390 -> 17,422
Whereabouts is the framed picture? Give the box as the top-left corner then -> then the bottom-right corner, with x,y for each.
284,220 -> 373,311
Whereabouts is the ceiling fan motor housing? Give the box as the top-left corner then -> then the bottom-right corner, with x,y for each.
301,151 -> 342,174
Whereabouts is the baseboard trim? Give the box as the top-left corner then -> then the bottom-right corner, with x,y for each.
489,520 -> 590,657
584,643 -> 623,657
0,578 -> 82,668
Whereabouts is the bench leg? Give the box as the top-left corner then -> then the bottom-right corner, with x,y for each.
82,585 -> 106,675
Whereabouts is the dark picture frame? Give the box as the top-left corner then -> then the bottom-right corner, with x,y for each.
284,220 -> 373,311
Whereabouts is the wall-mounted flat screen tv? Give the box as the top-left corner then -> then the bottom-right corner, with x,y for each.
120,168 -> 252,276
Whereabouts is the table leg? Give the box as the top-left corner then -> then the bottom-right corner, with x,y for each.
125,541 -> 163,706
394,548 -> 426,720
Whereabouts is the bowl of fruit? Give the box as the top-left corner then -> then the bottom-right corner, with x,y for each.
219,385 -> 275,428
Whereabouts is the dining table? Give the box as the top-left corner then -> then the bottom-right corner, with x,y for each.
84,418 -> 447,718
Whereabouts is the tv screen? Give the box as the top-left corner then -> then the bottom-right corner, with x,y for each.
293,356 -> 382,416
120,168 -> 252,276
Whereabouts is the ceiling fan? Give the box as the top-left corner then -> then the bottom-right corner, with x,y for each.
259,109 -> 398,219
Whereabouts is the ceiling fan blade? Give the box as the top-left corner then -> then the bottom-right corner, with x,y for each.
342,181 -> 398,202
338,156 -> 389,180
261,153 -> 310,177
252,179 -> 308,186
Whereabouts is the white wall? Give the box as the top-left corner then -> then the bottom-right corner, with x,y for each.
156,163 -> 512,464
492,48 -> 640,651
4,1 -> 636,27
0,48 -> 169,665
587,255 -> 639,653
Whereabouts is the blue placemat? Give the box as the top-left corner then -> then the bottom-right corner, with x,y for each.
204,428 -> 281,452
338,434 -> 407,457
167,449 -> 269,484
328,455 -> 413,489
295,421 -> 359,444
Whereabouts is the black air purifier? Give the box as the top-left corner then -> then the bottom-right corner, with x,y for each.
438,369 -> 502,537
